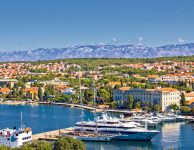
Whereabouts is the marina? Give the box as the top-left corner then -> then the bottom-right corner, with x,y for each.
0,104 -> 194,149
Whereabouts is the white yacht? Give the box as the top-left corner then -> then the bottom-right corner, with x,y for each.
65,80 -> 116,142
74,114 -> 159,141
0,126 -> 32,148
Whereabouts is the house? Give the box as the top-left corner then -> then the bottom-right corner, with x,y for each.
0,88 -> 11,95
0,79 -> 18,88
23,87 -> 38,100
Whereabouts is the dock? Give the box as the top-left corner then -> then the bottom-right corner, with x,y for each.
32,128 -> 73,141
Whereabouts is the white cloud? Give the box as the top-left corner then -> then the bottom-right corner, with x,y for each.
137,36 -> 144,45
113,37 -> 118,42
178,38 -> 185,43
138,36 -> 143,42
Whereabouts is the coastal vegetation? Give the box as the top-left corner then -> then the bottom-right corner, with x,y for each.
0,137 -> 85,150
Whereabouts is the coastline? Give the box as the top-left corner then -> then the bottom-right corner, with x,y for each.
0,100 -> 139,114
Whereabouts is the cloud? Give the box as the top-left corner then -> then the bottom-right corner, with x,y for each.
178,38 -> 185,43
138,36 -> 143,42
138,36 -> 144,45
113,37 -> 118,42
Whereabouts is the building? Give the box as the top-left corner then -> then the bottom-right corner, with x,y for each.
113,87 -> 181,111
0,79 -> 18,88
0,88 -> 11,95
23,87 -> 38,100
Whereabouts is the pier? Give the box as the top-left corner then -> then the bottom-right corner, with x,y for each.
32,128 -> 72,141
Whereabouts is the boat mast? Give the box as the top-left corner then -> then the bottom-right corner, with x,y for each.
93,80 -> 98,134
79,75 -> 84,134
20,111 -> 23,129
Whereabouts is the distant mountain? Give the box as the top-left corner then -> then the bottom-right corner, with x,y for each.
1,43 -> 194,62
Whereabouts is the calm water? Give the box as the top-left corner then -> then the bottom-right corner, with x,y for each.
0,104 -> 194,150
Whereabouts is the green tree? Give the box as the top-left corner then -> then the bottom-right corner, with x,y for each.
109,101 -> 117,108
54,137 -> 85,150
135,102 -> 141,109
21,141 -> 52,150
153,104 -> 161,112
180,106 -> 191,113
38,86 -> 43,101
99,88 -> 109,103
0,145 -> 11,150
128,94 -> 134,109
180,93 -> 186,106
169,104 -> 179,110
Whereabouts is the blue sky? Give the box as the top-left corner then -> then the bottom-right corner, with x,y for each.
0,0 -> 194,50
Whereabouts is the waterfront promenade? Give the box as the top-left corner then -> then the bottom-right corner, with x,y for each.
0,100 -> 141,114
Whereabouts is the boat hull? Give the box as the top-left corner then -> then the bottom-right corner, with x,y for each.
73,136 -> 112,142
112,132 -> 158,141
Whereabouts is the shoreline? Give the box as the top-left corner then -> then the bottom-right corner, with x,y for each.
0,100 -> 139,114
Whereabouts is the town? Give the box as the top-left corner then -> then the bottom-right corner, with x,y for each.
0,58 -> 194,114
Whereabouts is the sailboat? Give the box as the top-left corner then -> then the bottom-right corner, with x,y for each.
64,79 -> 115,141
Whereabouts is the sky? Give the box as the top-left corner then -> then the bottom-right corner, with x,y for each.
0,0 -> 194,50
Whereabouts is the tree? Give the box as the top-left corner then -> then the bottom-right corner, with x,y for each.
169,104 -> 179,110
135,102 -> 141,109
180,93 -> 186,106
180,106 -> 191,113
0,145 -> 11,150
128,94 -> 134,109
54,137 -> 85,150
38,86 -> 43,101
153,104 -> 161,112
21,141 -> 52,150
109,101 -> 117,108
99,88 -> 109,103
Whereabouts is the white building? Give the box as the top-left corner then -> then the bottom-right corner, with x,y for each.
0,126 -> 32,148
113,87 -> 181,111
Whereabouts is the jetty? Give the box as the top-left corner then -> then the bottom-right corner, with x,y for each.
49,102 -> 141,114
32,128 -> 73,141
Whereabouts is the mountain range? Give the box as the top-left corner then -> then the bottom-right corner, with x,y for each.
1,43 -> 194,62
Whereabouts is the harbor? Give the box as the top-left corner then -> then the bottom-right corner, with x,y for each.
0,104 -> 194,149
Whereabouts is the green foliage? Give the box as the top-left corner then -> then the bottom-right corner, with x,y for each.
135,102 -> 141,109
0,138 -> 85,150
180,93 -> 186,106
30,68 -> 47,73
168,104 -> 179,110
54,93 -> 71,102
180,106 -> 191,113
54,137 -> 85,150
20,141 -> 52,150
128,94 -> 134,109
109,101 -> 117,108
153,104 -> 161,112
0,145 -> 11,150
38,86 -> 43,101
99,88 -> 109,103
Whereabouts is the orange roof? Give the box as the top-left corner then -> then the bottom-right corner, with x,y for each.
0,88 -> 11,93
54,85 -> 69,90
186,98 -> 194,105
23,87 -> 38,93
157,88 -> 178,92
185,92 -> 194,97
109,82 -> 121,85
147,75 -> 158,78
119,87 -> 131,91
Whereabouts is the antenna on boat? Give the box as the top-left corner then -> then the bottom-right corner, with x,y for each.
20,111 -> 23,130
79,74 -> 84,134
93,80 -> 98,134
